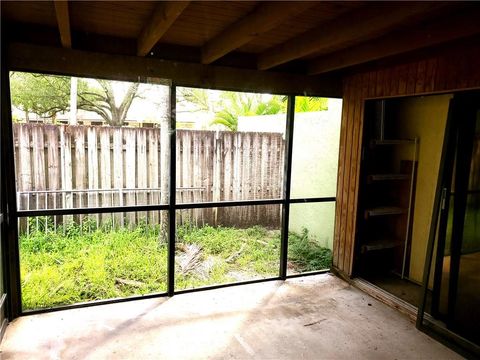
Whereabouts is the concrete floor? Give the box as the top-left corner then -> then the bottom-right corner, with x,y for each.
0,274 -> 461,359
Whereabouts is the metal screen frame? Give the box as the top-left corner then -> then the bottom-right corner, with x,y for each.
2,73 -> 337,317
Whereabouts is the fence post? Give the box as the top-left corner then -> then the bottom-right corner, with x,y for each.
87,127 -> 99,227
212,130 -> 222,225
60,126 -> 73,226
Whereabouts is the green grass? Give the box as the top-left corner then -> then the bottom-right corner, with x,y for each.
20,219 -> 332,310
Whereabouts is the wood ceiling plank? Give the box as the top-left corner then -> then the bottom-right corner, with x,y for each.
68,1 -> 155,39
1,1 -> 58,27
201,1 -> 315,64
257,3 -> 442,70
53,0 -> 71,48
137,1 -> 190,56
160,1 -> 258,47
239,1 -> 364,53
308,9 -> 480,75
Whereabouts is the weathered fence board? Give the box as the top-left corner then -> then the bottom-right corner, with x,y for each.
13,124 -> 284,231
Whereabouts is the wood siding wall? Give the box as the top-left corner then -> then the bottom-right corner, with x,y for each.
333,43 -> 480,277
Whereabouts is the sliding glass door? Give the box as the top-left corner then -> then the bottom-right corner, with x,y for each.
420,92 -> 480,351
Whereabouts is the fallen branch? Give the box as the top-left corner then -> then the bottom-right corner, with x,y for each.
115,278 -> 144,288
175,242 -> 189,252
255,239 -> 268,246
303,319 -> 327,327
226,243 -> 246,263
179,244 -> 203,274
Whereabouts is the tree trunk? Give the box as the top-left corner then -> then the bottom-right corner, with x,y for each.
69,77 -> 78,125
159,86 -> 170,244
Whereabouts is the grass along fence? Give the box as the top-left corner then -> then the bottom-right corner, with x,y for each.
14,124 -> 285,233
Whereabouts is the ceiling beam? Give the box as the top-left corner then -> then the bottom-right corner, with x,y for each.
8,42 -> 342,97
201,1 -> 315,65
53,0 -> 71,48
308,10 -> 480,75
257,3 -> 442,70
137,1 -> 190,57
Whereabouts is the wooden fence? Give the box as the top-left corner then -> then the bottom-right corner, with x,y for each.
13,124 -> 284,233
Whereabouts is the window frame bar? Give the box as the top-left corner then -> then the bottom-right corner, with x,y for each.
4,75 -> 338,316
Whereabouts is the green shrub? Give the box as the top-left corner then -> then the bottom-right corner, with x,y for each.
288,228 -> 332,272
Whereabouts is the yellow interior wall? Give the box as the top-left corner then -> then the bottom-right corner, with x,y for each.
395,94 -> 452,284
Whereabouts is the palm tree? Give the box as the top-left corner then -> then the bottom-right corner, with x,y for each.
212,92 -> 284,131
294,96 -> 328,113
178,88 -> 328,131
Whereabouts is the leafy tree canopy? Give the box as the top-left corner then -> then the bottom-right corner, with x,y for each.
11,72 -> 74,120
10,72 -> 140,126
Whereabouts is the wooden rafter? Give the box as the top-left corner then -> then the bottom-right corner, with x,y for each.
137,1 -> 190,57
257,3 -> 442,70
53,0 -> 71,48
308,10 -> 480,75
201,1 -> 315,64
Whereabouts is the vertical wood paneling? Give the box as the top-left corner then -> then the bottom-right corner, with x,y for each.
375,69 -> 385,97
467,47 -> 480,89
397,64 -> 408,96
383,68 -> 392,97
424,58 -> 438,93
368,71 -> 377,98
343,74 -> 364,272
347,73 -> 370,274
414,60 -> 427,94
337,78 -> 353,270
333,46 -> 480,277
389,65 -> 400,97
445,54 -> 460,91
333,78 -> 349,268
434,56 -> 448,92
406,62 -> 418,94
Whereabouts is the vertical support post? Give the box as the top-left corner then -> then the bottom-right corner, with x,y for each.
167,84 -> 176,297
1,39 -> 22,319
280,96 -> 295,279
